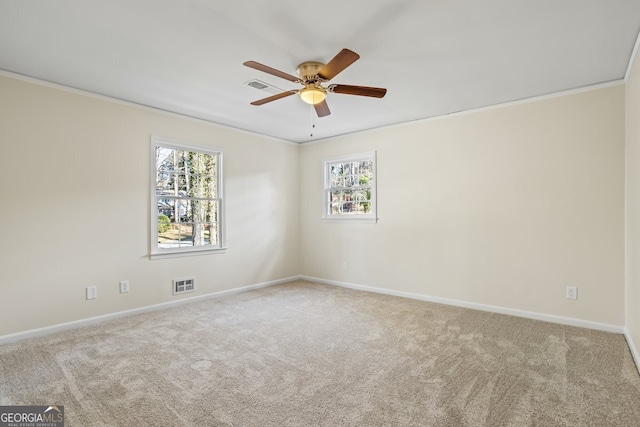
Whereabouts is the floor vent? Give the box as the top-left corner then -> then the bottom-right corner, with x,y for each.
173,277 -> 195,295
245,79 -> 283,95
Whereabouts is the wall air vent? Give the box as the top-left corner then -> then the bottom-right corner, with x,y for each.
245,79 -> 283,95
173,277 -> 195,295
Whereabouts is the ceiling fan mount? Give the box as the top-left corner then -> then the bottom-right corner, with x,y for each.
296,61 -> 326,82
244,48 -> 387,118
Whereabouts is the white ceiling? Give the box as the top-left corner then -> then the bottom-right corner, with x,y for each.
1,0 -> 639,143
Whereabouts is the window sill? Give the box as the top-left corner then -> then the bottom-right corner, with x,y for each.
149,247 -> 228,260
322,217 -> 378,224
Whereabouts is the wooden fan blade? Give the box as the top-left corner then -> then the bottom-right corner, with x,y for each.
314,99 -> 331,117
330,84 -> 387,98
250,90 -> 297,106
317,49 -> 360,80
243,61 -> 299,82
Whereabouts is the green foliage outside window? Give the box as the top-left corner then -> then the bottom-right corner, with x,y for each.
158,214 -> 171,233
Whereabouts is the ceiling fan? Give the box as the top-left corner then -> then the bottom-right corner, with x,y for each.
243,48 -> 387,117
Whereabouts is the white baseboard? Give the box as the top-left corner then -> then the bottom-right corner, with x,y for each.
0,276 -> 301,345
1,275 -> 629,349
624,328 -> 640,374
301,275 -> 625,334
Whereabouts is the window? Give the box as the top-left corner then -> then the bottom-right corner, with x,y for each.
323,151 -> 377,222
151,137 -> 225,257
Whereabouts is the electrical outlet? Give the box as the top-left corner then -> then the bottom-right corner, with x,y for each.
119,280 -> 129,294
566,286 -> 578,300
86,286 -> 97,300
343,262 -> 349,271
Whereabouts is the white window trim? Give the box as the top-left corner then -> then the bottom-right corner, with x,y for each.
150,136 -> 227,259
322,151 -> 378,223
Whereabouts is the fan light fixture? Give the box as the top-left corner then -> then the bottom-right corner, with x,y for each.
244,49 -> 387,118
299,85 -> 326,105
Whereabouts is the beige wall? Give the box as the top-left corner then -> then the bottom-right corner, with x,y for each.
0,72 -> 630,338
626,51 -> 640,359
301,85 -> 626,326
0,75 -> 300,336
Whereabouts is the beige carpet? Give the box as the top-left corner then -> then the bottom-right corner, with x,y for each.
1,280 -> 639,426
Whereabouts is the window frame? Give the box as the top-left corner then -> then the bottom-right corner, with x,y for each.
322,151 -> 377,223
150,136 -> 226,259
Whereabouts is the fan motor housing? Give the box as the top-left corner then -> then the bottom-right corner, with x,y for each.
296,61 -> 325,81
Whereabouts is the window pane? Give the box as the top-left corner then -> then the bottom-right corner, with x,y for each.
157,217 -> 190,249
156,172 -> 172,193
207,200 -> 218,222
342,189 -> 356,213
190,200 -> 207,222
355,188 -> 370,201
177,223 -> 193,247
156,147 -> 175,172
330,202 -> 341,215
191,222 -> 208,246
207,223 -> 219,245
175,200 -> 187,222
177,150 -> 189,169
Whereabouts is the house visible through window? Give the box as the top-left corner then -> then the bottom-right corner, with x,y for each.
151,137 -> 224,257
324,152 -> 377,222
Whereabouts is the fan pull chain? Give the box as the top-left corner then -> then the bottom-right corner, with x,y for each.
310,104 -> 315,137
